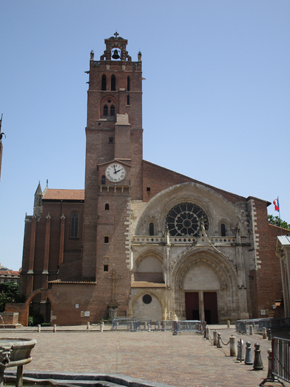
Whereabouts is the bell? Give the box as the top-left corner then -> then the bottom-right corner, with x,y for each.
112,49 -> 120,60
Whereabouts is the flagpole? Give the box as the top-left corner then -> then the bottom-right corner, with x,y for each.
278,196 -> 282,236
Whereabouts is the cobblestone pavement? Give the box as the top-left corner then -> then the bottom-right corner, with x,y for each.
1,325 -> 290,387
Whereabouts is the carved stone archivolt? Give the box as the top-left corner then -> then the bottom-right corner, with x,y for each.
172,248 -> 238,292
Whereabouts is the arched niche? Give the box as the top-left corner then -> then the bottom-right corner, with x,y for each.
132,292 -> 162,320
134,256 -> 164,283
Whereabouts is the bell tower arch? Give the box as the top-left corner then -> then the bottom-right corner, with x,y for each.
82,32 -> 143,316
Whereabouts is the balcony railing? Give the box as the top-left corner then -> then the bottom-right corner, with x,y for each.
132,235 -> 239,246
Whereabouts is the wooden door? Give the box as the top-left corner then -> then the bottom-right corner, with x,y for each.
204,292 -> 218,324
185,292 -> 199,320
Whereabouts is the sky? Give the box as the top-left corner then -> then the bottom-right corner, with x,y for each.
0,0 -> 289,271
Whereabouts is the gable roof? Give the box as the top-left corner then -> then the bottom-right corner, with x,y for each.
42,188 -> 84,201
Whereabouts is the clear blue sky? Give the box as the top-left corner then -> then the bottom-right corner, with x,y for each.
0,1 -> 289,270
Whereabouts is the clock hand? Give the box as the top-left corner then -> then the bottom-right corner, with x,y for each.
113,165 -> 117,173
114,169 -> 121,174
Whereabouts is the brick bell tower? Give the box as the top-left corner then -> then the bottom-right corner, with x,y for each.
82,34 -> 143,312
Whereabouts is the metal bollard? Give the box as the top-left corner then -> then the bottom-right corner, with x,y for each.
100,322 -> 104,332
37,324 -> 41,332
206,326 -> 210,340
230,335 -> 237,357
266,348 -> 273,379
227,320 -> 230,328
253,343 -> 263,370
249,324 -> 253,335
172,321 -> 178,335
245,341 -> 253,365
157,322 -> 161,331
144,321 -> 147,331
87,322 -> 90,330
217,333 -> 222,348
267,329 -> 272,341
237,339 -> 244,361
262,327 -> 267,339
53,324 -> 57,332
213,330 -> 218,346
148,322 -> 151,332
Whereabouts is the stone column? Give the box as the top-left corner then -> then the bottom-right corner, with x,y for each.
199,291 -> 204,321
58,214 -> 65,266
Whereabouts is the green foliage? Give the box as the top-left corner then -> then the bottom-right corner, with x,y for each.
28,310 -> 44,326
0,282 -> 25,312
0,282 -> 26,312
268,215 -> 290,230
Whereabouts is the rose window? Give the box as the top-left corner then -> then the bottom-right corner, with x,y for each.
166,202 -> 209,236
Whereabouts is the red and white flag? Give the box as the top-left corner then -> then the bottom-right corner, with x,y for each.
273,198 -> 279,211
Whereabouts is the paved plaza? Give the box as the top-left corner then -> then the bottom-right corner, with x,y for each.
1,325 -> 290,387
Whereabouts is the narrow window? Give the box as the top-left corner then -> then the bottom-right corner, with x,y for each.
127,95 -> 130,105
101,74 -> 106,90
70,212 -> 79,238
147,187 -> 151,192
104,236 -> 109,243
111,75 -> 116,91
149,222 -> 154,236
127,76 -> 130,91
109,137 -> 114,144
105,203 -> 109,211
103,257 -> 109,272
221,224 -> 226,236
110,105 -> 115,116
101,175 -> 105,184
103,105 -> 108,116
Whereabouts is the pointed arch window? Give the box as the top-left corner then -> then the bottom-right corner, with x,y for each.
127,95 -> 130,105
127,76 -> 130,91
111,75 -> 116,91
70,212 -> 79,238
221,223 -> 226,236
103,105 -> 108,116
110,105 -> 115,116
105,203 -> 109,211
101,74 -> 106,90
149,222 -> 154,236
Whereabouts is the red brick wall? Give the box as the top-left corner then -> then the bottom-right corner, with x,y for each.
21,200 -> 84,299
143,161 -> 246,204
248,197 -> 288,318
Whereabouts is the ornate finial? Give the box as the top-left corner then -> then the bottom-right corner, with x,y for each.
0,114 -> 5,141
114,31 -> 119,38
46,179 -> 48,188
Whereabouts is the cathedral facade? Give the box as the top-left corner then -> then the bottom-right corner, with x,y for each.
18,34 -> 285,325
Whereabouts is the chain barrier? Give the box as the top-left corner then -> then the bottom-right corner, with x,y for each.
221,338 -> 230,346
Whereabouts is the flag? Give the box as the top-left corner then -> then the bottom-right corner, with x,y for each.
273,198 -> 279,211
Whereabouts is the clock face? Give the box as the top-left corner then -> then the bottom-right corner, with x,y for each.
105,163 -> 126,182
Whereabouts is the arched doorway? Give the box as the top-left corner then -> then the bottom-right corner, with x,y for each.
173,248 -> 240,323
184,264 -> 219,323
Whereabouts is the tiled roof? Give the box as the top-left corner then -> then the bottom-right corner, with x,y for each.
48,279 -> 96,285
0,271 -> 19,276
43,189 -> 85,201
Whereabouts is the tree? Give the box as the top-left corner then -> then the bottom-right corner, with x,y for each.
268,215 -> 290,230
0,282 -> 26,312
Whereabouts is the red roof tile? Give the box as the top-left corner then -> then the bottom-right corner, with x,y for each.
43,189 -> 84,201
